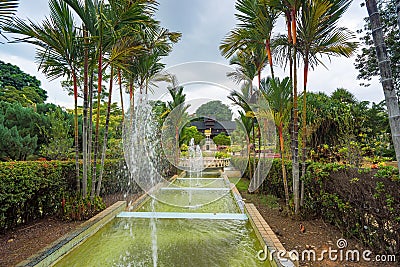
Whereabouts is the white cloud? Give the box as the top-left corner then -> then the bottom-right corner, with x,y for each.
0,0 -> 387,110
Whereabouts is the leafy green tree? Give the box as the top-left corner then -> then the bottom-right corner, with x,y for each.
0,85 -> 43,107
0,124 -> 37,160
364,0 -> 400,171
213,132 -> 231,146
0,101 -> 44,160
355,0 -> 400,90
0,60 -> 47,102
4,0 -> 83,192
196,100 -> 233,121
180,126 -> 204,146
40,107 -> 73,160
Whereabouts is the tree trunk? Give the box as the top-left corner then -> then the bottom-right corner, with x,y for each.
265,39 -> 274,78
366,0 -> 400,172
279,123 -> 289,208
97,66 -> 114,196
396,0 -> 400,35
300,58 -> 309,207
82,27 -> 89,197
88,71 -> 94,183
291,7 -> 300,215
91,48 -> 103,199
72,71 -> 80,195
118,69 -> 124,122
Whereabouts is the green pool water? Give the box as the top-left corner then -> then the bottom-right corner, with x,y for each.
172,178 -> 228,188
53,172 -> 274,267
54,218 -> 271,267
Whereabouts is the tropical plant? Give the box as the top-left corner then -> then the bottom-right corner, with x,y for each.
3,0 -> 83,192
0,0 -> 18,39
235,110 -> 254,180
260,76 -> 292,208
365,0 -> 400,172
213,132 -> 231,146
355,0 -> 400,91
296,0 -> 357,205
40,107 -> 73,160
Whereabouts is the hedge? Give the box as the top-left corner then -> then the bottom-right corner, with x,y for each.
0,159 -> 137,232
231,157 -> 400,256
304,163 -> 400,256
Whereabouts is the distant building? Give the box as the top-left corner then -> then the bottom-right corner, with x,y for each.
190,117 -> 236,138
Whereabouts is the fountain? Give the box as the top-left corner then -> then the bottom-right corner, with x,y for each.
26,92 -> 293,267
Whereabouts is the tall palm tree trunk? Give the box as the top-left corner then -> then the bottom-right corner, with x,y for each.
88,72 -> 94,182
118,69 -> 125,121
97,66 -> 114,196
91,49 -> 103,198
366,0 -> 400,172
72,71 -> 80,194
397,0 -> 400,33
279,123 -> 289,208
82,27 -> 89,197
300,58 -> 309,206
291,7 -> 300,215
265,39 -> 274,78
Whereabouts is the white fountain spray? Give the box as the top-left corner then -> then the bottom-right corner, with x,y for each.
187,138 -> 203,206
123,93 -> 161,267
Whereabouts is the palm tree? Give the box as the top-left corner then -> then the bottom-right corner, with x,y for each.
4,0 -> 83,193
365,0 -> 400,172
220,0 -> 279,78
162,85 -> 190,169
96,13 -> 180,196
62,0 -> 99,197
0,0 -> 18,39
227,50 -> 258,95
297,0 -> 357,204
235,110 -> 254,181
268,0 -> 302,214
260,76 -> 292,208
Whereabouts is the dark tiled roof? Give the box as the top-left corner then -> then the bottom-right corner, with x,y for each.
189,118 -> 236,135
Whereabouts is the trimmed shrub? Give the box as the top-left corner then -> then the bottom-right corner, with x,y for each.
0,159 -> 138,232
0,161 -> 70,231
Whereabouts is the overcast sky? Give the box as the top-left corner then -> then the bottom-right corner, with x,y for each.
0,0 -> 384,111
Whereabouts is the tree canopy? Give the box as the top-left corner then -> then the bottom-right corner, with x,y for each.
355,0 -> 400,90
0,60 -> 47,102
195,100 -> 233,121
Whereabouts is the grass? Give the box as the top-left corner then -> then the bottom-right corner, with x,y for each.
231,178 -> 279,209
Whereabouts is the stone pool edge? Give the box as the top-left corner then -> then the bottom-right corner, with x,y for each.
224,172 -> 297,267
17,201 -> 126,267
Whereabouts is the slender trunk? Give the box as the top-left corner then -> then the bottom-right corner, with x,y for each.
397,0 -> 400,35
287,12 -> 295,166
72,71 -> 80,195
300,58 -> 309,207
291,7 -> 300,215
129,81 -> 134,126
279,123 -> 289,208
82,27 -> 89,197
88,72 -> 94,182
118,69 -> 124,122
92,48 -> 103,198
366,0 -> 400,172
252,119 -> 256,183
265,39 -> 274,78
247,135 -> 252,183
175,127 -> 179,170
97,66 -> 114,196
